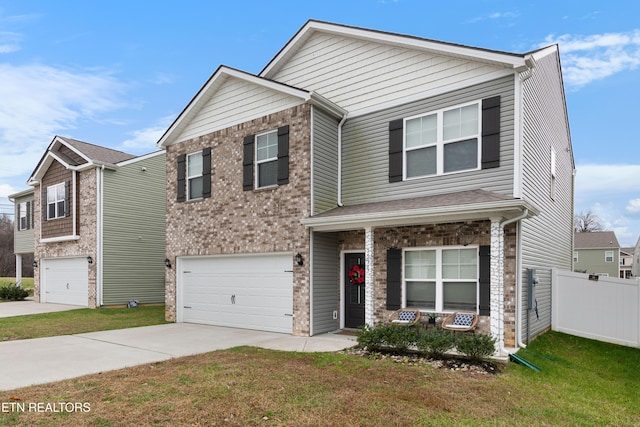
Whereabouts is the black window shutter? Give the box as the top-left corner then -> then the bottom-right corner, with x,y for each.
176,154 -> 186,202
481,96 -> 501,169
277,125 -> 290,185
42,186 -> 47,221
64,181 -> 71,217
26,201 -> 31,230
479,245 -> 491,316
386,248 -> 402,310
388,119 -> 404,183
243,135 -> 255,191
202,148 -> 212,198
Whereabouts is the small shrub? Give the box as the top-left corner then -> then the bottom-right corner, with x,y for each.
455,332 -> 496,361
415,328 -> 455,358
357,323 -> 420,353
0,284 -> 32,301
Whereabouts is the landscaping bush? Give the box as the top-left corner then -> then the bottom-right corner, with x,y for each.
0,284 -> 32,301
454,332 -> 496,361
357,323 -> 420,352
415,328 -> 456,358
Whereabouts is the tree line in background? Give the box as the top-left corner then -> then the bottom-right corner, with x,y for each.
574,210 -> 605,233
0,214 -> 34,278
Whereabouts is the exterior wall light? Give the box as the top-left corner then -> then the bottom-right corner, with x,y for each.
33,260 -> 38,268
295,252 -> 304,266
87,256 -> 93,265
164,258 -> 172,268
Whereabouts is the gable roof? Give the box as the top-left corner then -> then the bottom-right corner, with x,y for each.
574,231 -> 621,249
261,20 -> 529,79
28,135 -> 135,184
157,65 -> 346,148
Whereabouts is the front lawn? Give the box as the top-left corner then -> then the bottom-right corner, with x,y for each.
1,331 -> 638,426
0,305 -> 169,341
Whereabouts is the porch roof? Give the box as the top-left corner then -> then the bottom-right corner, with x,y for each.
302,189 -> 539,231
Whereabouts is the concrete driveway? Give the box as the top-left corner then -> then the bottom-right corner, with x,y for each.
0,323 -> 357,391
0,299 -> 83,318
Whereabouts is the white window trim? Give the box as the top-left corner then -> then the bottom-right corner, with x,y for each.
255,129 -> 278,189
573,251 -> 579,263
46,182 -> 65,220
403,100 -> 481,180
186,151 -> 203,201
402,245 -> 479,313
18,202 -> 28,231
605,250 -> 614,263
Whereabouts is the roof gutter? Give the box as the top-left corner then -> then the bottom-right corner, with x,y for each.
336,113 -> 348,207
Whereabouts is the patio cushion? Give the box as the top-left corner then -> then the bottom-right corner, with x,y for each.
453,313 -> 475,327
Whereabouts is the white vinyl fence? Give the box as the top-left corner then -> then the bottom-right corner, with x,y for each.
552,269 -> 640,348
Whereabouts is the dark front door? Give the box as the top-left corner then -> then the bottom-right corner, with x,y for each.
345,252 -> 365,328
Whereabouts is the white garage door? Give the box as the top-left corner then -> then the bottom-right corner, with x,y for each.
42,257 -> 89,306
179,253 -> 293,334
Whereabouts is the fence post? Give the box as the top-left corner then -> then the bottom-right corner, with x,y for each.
551,268 -> 557,331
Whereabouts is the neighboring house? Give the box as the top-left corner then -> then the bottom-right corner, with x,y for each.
158,20 -> 574,352
620,247 -> 634,279
573,231 -> 620,278
23,135 -> 166,307
8,188 -> 35,287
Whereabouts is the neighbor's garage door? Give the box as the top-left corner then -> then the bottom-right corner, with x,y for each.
42,257 -> 89,306
180,254 -> 293,333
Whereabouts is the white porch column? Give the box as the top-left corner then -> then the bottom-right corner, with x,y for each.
490,218 -> 505,351
364,226 -> 375,326
15,254 -> 22,288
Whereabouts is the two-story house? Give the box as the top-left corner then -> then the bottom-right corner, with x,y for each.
573,231 -> 621,278
158,20 -> 574,352
23,135 -> 166,307
620,247 -> 634,279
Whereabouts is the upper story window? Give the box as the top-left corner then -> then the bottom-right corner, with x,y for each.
187,151 -> 203,200
573,252 -> 579,263
404,247 -> 478,312
605,250 -> 614,263
46,183 -> 66,220
255,130 -> 278,188
18,202 -> 29,230
404,102 -> 480,179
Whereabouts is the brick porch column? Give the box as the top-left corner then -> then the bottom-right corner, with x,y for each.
364,226 -> 375,326
490,218 -> 505,352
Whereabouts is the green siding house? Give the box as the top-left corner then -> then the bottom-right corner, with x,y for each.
574,231 -> 620,277
8,188 -> 35,287
21,136 -> 166,307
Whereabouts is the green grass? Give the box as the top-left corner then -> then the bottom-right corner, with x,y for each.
0,305 -> 169,341
1,331 -> 639,426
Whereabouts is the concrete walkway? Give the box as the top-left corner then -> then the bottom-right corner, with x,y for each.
0,323 -> 358,391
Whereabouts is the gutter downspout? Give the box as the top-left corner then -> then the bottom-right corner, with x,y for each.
500,208 -> 529,352
336,114 -> 348,207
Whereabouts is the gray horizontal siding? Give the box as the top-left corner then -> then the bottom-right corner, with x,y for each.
312,106 -> 340,214
102,153 -> 166,305
341,76 -> 515,205
519,52 -> 574,341
13,195 -> 35,254
312,232 -> 340,335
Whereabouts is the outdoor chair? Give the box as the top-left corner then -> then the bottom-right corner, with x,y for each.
388,308 -> 421,326
440,312 -> 478,332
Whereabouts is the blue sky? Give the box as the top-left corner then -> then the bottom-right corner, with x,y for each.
1,0 -> 639,246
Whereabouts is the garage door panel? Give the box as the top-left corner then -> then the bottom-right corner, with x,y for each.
180,254 -> 293,333
43,258 -> 89,307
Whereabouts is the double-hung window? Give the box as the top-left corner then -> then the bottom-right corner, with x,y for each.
605,251 -> 614,263
405,102 -> 480,179
18,202 -> 28,230
46,183 -> 66,220
404,247 -> 478,312
187,151 -> 203,200
255,130 -> 278,188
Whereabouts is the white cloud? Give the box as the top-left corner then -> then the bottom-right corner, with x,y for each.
120,116 -> 173,153
575,164 -> 640,193
541,30 -> 640,87
627,199 -> 640,215
0,63 -> 128,178
0,31 -> 21,53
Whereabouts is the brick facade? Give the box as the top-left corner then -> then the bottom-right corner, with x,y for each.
165,104 -> 313,335
34,167 -> 98,307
